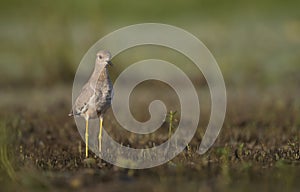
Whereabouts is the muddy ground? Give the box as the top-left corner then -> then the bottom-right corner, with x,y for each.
0,85 -> 300,191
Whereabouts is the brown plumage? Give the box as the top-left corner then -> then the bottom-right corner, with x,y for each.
69,50 -> 113,157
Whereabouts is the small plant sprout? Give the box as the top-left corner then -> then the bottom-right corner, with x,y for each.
166,110 -> 177,139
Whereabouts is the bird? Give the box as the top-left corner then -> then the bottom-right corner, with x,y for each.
69,50 -> 113,158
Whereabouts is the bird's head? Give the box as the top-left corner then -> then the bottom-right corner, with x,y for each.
96,50 -> 113,66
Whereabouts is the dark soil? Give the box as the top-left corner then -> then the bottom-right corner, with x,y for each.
1,85 -> 300,191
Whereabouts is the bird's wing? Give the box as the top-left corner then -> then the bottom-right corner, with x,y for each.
70,83 -> 95,116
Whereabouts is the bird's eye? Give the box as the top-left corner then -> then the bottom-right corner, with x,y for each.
98,55 -> 102,59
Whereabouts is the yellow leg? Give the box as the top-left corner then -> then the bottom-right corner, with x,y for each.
99,117 -> 103,152
85,118 -> 89,158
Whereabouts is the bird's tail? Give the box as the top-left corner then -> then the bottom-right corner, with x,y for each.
68,110 -> 74,117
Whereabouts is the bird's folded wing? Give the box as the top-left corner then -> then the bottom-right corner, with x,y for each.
71,84 -> 95,116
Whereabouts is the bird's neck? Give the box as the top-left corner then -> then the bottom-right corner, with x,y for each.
92,63 -> 105,77
89,64 -> 110,87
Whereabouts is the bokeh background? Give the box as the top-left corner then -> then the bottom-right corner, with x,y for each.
1,0 -> 300,88
1,0 -> 300,191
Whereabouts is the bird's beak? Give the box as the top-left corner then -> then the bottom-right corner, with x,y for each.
107,60 -> 113,66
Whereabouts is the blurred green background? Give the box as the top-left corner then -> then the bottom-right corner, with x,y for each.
1,0 -> 300,88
